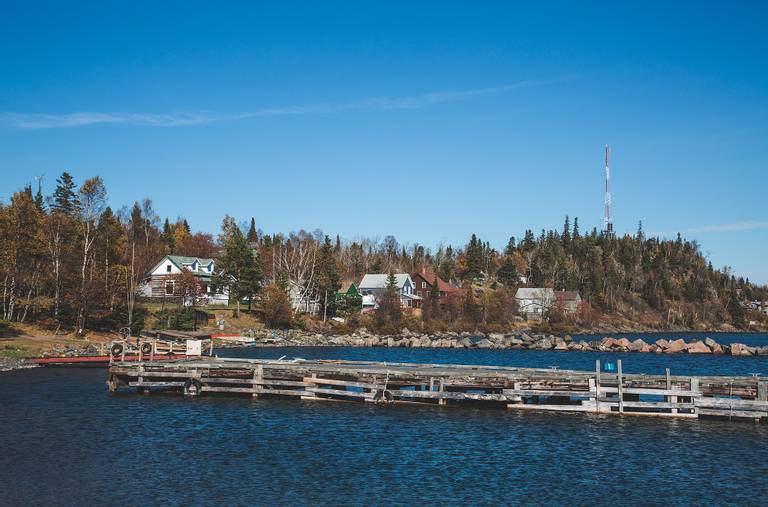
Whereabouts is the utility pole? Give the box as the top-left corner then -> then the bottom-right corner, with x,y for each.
604,144 -> 614,237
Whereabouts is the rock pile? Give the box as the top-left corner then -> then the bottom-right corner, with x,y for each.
246,329 -> 768,357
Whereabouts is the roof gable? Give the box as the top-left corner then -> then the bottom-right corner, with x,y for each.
359,273 -> 412,289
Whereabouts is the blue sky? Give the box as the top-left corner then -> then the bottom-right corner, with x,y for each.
1,2 -> 766,282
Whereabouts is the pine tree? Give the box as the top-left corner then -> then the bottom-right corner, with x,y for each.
572,217 -> 580,240
561,215 -> 571,248
316,235 -> 341,318
464,233 -> 484,281
34,178 -> 45,211
212,219 -> 257,318
636,220 -> 645,242
497,257 -> 519,287
52,172 -> 78,214
504,236 -> 516,256
247,217 -> 258,243
161,218 -> 175,253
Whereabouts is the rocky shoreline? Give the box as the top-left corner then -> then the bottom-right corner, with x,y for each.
239,329 -> 768,356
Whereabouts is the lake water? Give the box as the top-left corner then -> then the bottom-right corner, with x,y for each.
2,335 -> 768,506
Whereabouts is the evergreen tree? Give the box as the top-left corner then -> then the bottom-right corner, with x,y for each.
504,236 -> 516,256
52,171 -> 78,214
161,218 -> 175,253
572,217 -> 580,240
34,178 -> 45,211
247,217 -> 258,243
636,220 -> 645,242
212,219 -> 257,318
316,235 -> 341,318
375,270 -> 403,330
497,257 -> 519,287
561,215 -> 571,248
464,233 -> 484,281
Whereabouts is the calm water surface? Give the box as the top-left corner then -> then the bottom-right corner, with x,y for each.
2,337 -> 768,506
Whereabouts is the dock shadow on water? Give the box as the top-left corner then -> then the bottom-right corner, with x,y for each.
2,347 -> 768,506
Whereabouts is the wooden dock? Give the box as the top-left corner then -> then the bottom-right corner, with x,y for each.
107,358 -> 768,422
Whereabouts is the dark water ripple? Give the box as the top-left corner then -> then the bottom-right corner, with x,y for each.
2,339 -> 768,506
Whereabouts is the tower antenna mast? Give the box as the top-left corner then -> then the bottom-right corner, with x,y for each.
604,145 -> 614,237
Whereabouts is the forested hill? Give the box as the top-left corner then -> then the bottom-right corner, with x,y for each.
1,172 -> 765,333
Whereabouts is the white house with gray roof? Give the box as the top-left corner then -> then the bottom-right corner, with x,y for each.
141,255 -> 228,305
515,288 -> 555,318
359,273 -> 421,309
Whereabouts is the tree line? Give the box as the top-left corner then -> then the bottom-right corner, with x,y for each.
1,172 -> 765,335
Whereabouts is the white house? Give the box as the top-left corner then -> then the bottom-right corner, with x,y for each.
359,273 -> 422,309
515,288 -> 555,317
141,255 -> 229,305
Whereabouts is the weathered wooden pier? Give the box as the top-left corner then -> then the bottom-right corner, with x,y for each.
107,358 -> 768,422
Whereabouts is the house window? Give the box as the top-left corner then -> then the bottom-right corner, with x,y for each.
422,281 -> 426,288
418,291 -> 422,297
166,264 -> 172,273
165,280 -> 175,295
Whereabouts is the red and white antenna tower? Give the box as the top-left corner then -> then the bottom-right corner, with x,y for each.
603,144 -> 614,236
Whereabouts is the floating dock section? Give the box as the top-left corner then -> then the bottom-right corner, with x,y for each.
107,358 -> 768,422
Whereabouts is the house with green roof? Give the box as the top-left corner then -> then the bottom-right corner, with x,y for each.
140,255 -> 229,305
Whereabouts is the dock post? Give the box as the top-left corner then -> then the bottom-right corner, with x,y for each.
301,373 -> 319,401
666,368 -> 677,414
617,359 -> 624,414
758,381 -> 767,402
595,360 -> 601,414
438,378 -> 446,406
690,377 -> 700,416
252,365 -> 262,398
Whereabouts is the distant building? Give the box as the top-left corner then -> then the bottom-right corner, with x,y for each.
288,282 -> 320,314
554,291 -> 582,314
359,273 -> 422,309
515,288 -> 581,318
515,288 -> 555,317
141,255 -> 228,305
411,270 -> 458,298
337,281 -> 361,299
336,281 -> 363,312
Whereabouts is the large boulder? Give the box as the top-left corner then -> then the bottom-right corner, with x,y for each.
628,339 -> 649,352
532,338 -> 553,350
553,339 -> 568,351
664,338 -> 687,354
476,338 -> 493,349
729,343 -> 756,356
613,338 -> 631,352
459,337 -> 472,348
756,346 -> 768,356
685,341 -> 711,354
655,339 -> 670,350
615,337 -> 632,348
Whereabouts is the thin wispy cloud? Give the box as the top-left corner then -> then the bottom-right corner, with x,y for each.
653,221 -> 768,236
0,79 -> 562,130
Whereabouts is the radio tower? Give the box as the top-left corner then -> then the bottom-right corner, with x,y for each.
603,144 -> 614,237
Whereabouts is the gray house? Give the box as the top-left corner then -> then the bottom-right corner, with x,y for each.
359,273 -> 422,309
